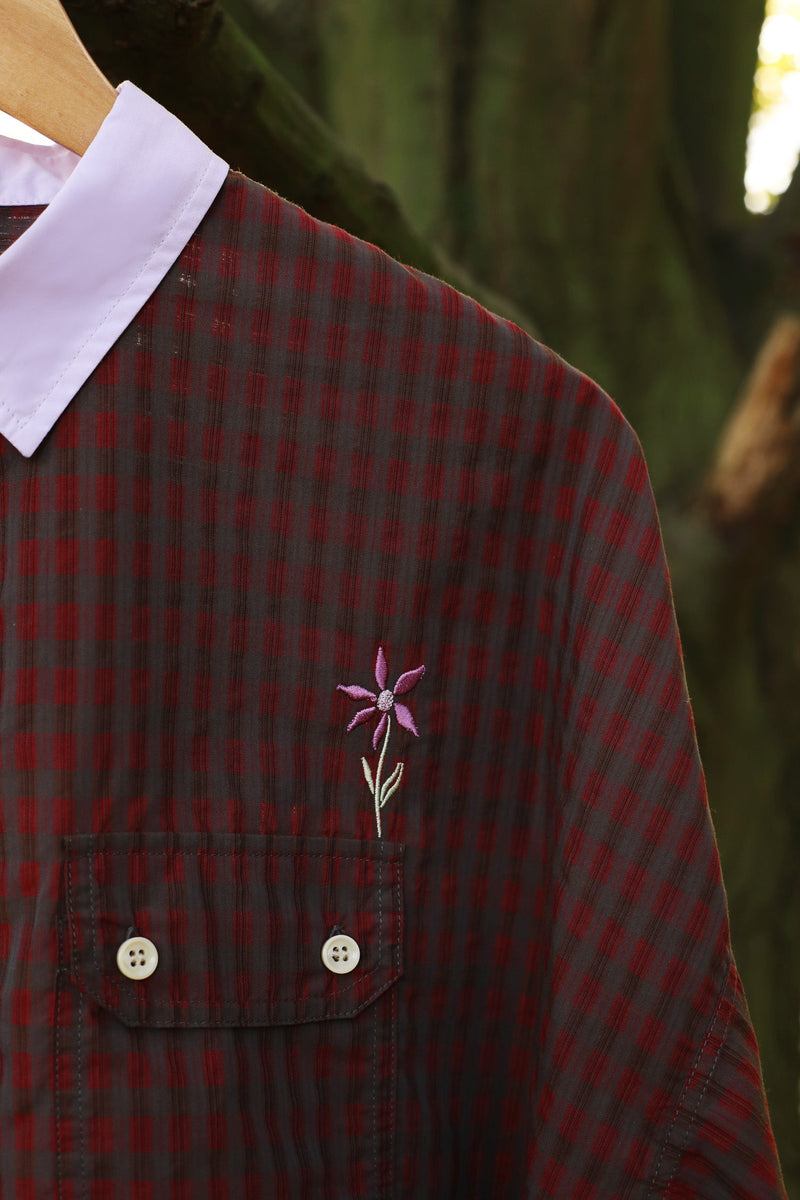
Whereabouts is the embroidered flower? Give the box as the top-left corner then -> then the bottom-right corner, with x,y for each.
337,646 -> 425,837
338,646 -> 425,751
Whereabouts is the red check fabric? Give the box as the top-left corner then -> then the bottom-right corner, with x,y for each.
0,172 -> 787,1198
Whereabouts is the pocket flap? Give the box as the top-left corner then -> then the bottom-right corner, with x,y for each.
61,831 -> 404,1028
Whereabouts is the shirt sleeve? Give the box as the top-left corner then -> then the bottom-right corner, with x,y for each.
525,373 -> 788,1198
648,955 -> 786,1197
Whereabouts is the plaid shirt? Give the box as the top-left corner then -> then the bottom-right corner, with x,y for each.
0,85 -> 787,1198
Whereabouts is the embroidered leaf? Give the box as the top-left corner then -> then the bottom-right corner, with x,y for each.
379,761 -> 404,808
361,756 -> 375,795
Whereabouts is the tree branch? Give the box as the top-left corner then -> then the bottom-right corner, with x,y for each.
696,313 -> 800,547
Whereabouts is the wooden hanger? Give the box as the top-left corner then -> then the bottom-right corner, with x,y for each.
0,0 -> 117,155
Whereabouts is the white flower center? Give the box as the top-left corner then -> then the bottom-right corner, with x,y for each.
376,689 -> 394,712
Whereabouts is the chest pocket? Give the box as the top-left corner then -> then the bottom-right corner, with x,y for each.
57,830 -> 404,1198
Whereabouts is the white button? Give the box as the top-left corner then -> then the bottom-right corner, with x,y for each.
116,935 -> 159,980
321,933 -> 361,974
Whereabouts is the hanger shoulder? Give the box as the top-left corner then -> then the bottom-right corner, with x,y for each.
0,0 -> 117,155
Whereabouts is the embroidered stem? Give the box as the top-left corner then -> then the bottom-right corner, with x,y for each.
373,714 -> 392,837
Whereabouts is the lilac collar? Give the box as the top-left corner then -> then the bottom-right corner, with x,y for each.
0,81 -> 229,456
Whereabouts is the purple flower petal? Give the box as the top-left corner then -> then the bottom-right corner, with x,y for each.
372,711 -> 388,751
392,664 -> 425,695
346,706 -> 378,733
375,646 -> 388,690
393,701 -> 419,737
337,684 -> 377,702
